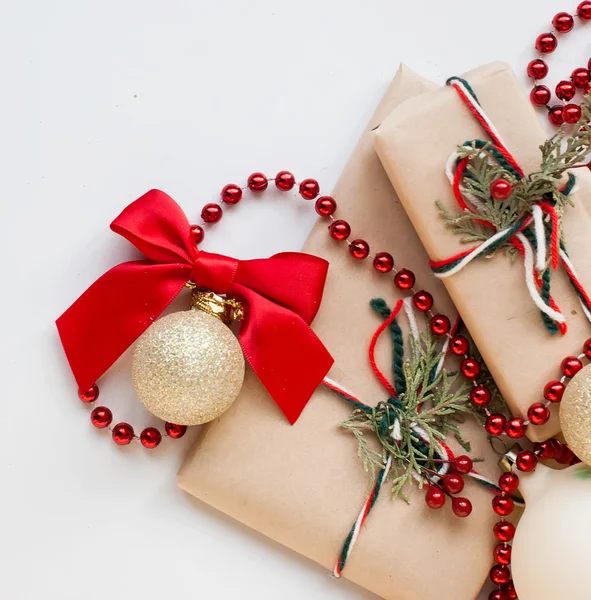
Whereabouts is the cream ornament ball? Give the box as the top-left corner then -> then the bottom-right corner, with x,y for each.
132,292 -> 245,426
511,462 -> 591,600
560,362 -> 591,467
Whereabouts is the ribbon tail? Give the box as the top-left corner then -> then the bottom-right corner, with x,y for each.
234,284 -> 334,424
56,261 -> 190,391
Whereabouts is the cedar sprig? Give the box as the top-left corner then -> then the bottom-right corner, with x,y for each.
437,94 -> 591,254
340,334 -> 474,503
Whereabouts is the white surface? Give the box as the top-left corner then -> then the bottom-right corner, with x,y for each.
2,1 -> 588,599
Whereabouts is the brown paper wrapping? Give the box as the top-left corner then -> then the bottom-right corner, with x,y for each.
374,62 -> 591,442
178,65 -> 500,600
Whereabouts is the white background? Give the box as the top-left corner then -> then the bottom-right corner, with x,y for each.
2,1 -> 589,599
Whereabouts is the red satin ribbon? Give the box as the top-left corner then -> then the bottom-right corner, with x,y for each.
56,189 -> 334,424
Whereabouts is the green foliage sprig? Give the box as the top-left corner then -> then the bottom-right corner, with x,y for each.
340,335 -> 474,503
437,95 -> 591,253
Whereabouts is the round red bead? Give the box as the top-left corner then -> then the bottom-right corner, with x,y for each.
490,178 -> 513,200
505,418 -> 526,439
584,338 -> 591,359
471,385 -> 491,407
556,80 -> 577,101
548,105 -> 565,127
516,450 -> 538,472
79,384 -> 99,403
190,224 -> 205,245
329,220 -> 351,241
486,414 -> 507,436
564,104 -> 582,124
494,521 -> 516,542
373,252 -> 394,273
201,203 -> 223,223
562,356 -> 583,378
90,406 -> 112,429
452,497 -> 472,518
275,171 -> 296,191
165,423 -> 187,439
553,12 -> 575,32
450,335 -> 469,356
535,33 -> 558,54
493,495 -> 514,516
578,1 -> 591,20
425,486 -> 446,509
589,59 -> 591,71
572,68 -> 591,89
315,196 -> 337,217
452,455 -> 473,475
527,58 -> 549,80
140,427 -> 162,449
530,85 -> 552,106
248,172 -> 268,192
528,402 -> 550,426
112,423 -> 134,446
534,440 -> 555,460
499,472 -> 519,494
490,564 -> 511,586
412,290 -> 433,312
550,438 -> 565,460
489,591 -> 509,600
501,582 -> 517,600
494,543 -> 512,566
299,178 -> 320,200
394,268 -> 415,290
442,473 -> 465,495
544,380 -> 565,402
430,314 -> 451,336
349,239 -> 370,260
221,183 -> 242,204
557,445 -> 576,465
461,358 -> 481,379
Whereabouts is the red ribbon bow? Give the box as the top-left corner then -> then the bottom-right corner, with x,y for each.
56,189 -> 334,424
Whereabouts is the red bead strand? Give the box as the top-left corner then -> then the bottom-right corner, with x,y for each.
527,9 -> 591,126
77,383 -> 186,449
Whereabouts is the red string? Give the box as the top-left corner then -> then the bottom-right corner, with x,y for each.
537,202 -> 560,269
368,299 -> 404,397
450,82 -> 524,177
561,256 -> 591,314
452,157 -> 495,228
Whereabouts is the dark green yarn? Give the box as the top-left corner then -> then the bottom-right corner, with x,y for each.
370,298 -> 406,395
461,139 -> 521,179
446,76 -> 480,105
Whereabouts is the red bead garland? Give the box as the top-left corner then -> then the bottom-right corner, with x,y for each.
373,252 -> 394,273
90,406 -> 112,429
247,172 -> 268,192
349,239 -> 370,260
221,183 -> 242,204
79,384 -> 99,403
527,8 -> 591,126
299,178 -> 320,200
78,382 -> 187,449
275,171 -> 295,191
112,422 -> 134,446
329,220 -> 351,241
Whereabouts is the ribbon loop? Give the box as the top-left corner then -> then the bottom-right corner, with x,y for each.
57,189 -> 334,424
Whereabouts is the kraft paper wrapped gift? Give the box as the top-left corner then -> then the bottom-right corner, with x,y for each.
374,62 -> 591,442
178,65 -> 500,600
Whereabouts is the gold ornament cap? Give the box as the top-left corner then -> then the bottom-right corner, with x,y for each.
189,288 -> 244,324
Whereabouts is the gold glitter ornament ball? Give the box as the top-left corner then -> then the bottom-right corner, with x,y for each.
132,309 -> 245,426
560,363 -> 591,467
